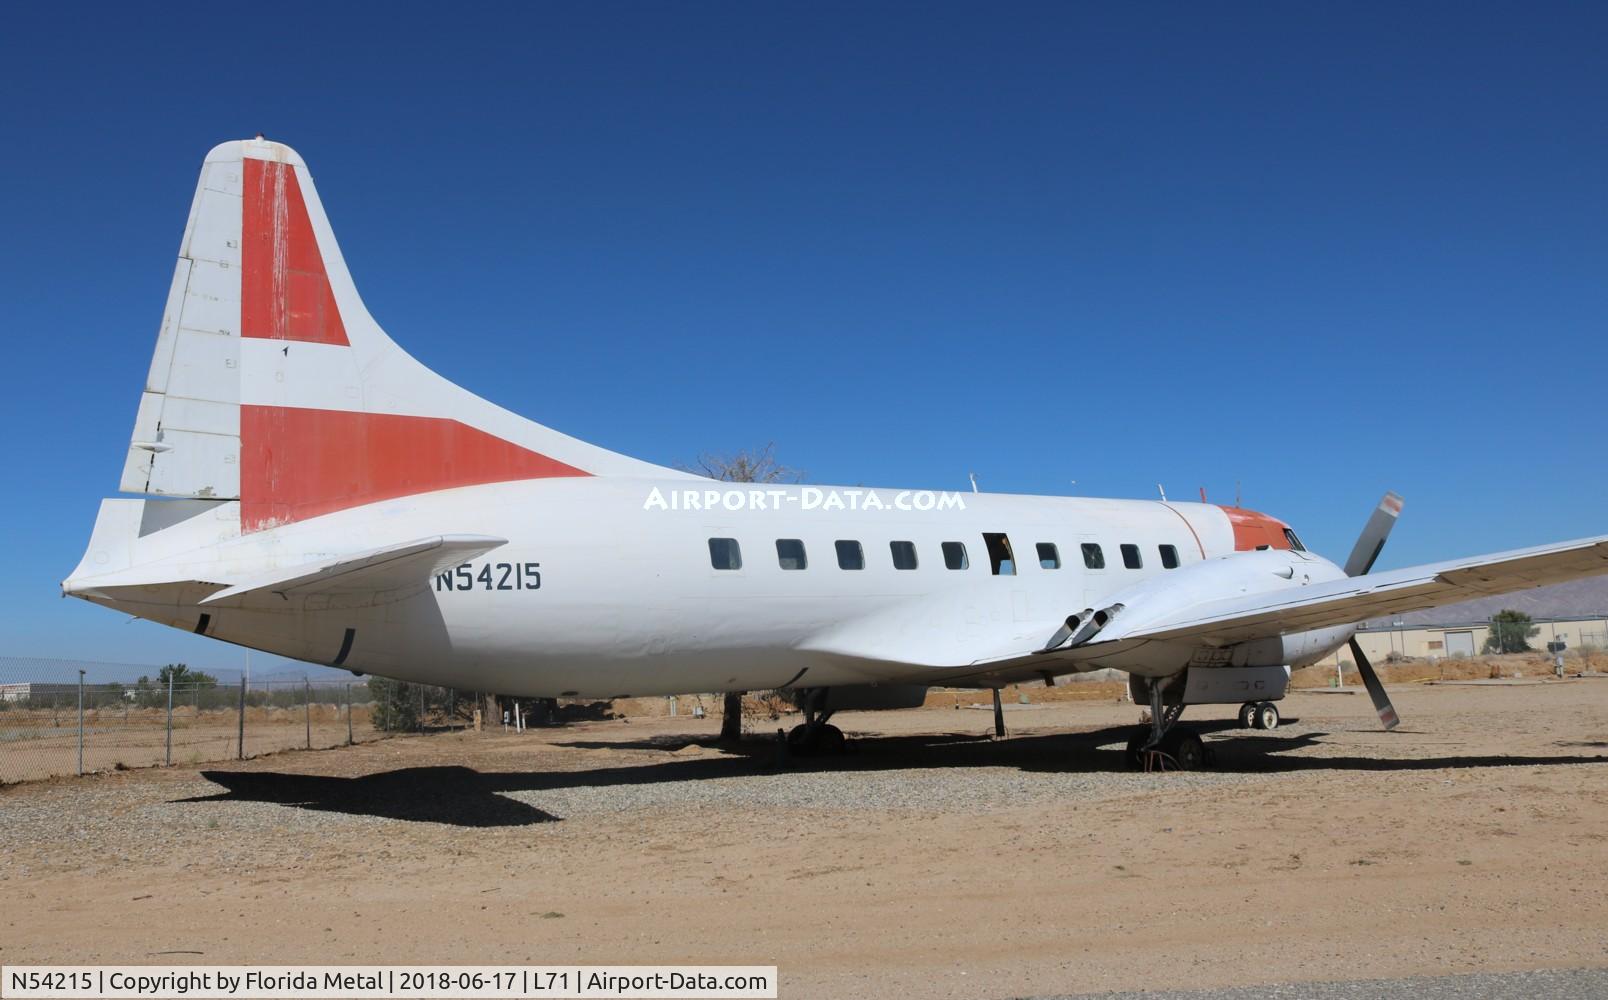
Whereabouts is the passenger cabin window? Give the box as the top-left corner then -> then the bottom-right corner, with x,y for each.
890,540 -> 918,570
835,540 -> 865,570
1284,528 -> 1306,552
708,538 -> 742,571
776,538 -> 807,570
1121,543 -> 1142,569
1037,542 -> 1060,569
1081,543 -> 1105,569
942,541 -> 970,570
983,533 -> 1016,576
1159,543 -> 1180,569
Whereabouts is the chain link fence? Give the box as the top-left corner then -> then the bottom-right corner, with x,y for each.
0,656 -> 479,784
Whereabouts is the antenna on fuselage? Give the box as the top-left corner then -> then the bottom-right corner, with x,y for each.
1156,483 -> 1167,501
969,472 -> 980,494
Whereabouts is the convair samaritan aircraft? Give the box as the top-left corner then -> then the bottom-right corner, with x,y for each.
65,140 -> 1608,769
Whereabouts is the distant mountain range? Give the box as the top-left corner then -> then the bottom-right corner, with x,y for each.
1367,575 -> 1608,627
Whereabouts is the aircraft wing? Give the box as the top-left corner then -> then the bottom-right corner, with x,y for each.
1097,534 -> 1608,648
199,534 -> 506,607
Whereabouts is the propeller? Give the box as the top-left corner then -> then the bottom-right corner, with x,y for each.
1342,492 -> 1404,730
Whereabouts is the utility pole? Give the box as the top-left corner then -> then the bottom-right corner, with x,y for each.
236,675 -> 246,760
77,669 -> 85,776
165,671 -> 174,765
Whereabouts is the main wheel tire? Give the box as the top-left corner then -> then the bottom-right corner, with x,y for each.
1238,702 -> 1257,729
1256,702 -> 1280,730
1124,732 -> 1147,770
816,724 -> 846,755
786,723 -> 814,755
1169,731 -> 1206,771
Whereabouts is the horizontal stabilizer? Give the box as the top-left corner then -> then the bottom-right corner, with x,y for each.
199,534 -> 506,607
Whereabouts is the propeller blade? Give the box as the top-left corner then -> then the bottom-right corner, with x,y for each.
1342,491 -> 1405,577
1349,637 -> 1400,731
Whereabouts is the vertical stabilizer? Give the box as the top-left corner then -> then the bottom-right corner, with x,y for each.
122,139 -> 684,532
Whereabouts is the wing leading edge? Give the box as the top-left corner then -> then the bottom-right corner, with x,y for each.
1099,535 -> 1608,648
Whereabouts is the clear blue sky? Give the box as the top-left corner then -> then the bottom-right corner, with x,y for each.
2,3 -> 1604,673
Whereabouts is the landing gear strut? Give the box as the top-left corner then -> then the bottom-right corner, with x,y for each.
1125,678 -> 1207,771
787,688 -> 846,755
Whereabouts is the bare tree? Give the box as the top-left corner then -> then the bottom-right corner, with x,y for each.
682,444 -> 802,739
683,443 -> 802,485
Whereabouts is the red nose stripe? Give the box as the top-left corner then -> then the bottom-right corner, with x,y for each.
242,159 -> 349,346
1217,505 -> 1293,551
239,406 -> 589,533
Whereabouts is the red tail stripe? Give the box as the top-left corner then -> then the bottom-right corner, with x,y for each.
239,407 -> 589,533
242,159 -> 349,346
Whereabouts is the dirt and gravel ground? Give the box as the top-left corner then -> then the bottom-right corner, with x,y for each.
2,680 -> 1606,998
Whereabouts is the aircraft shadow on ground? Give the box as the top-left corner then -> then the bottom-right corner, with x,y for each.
181,724 -> 1608,828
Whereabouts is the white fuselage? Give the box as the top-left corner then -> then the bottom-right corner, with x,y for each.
74,478 -> 1354,697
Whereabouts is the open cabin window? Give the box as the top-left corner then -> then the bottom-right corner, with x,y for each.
890,540 -> 918,570
835,540 -> 865,570
708,538 -> 742,571
776,538 -> 807,570
983,533 -> 1016,575
1036,543 -> 1060,569
942,541 -> 970,570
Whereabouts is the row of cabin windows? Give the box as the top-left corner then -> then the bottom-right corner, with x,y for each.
708,536 -> 1183,573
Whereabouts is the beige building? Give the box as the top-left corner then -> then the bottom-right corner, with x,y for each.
1315,616 -> 1608,668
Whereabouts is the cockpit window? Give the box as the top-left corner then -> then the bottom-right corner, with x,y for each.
1283,528 -> 1306,552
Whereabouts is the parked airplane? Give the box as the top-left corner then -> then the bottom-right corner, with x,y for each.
64,139 -> 1608,769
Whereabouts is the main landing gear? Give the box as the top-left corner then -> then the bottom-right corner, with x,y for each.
1238,701 -> 1280,730
1125,678 -> 1209,772
786,688 -> 847,756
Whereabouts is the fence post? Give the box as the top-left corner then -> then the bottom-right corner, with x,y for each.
346,683 -> 353,746
165,671 -> 173,766
236,675 -> 246,760
77,668 -> 85,776
305,678 -> 312,749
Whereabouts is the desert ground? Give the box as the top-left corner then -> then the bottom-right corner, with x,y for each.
2,677 -> 1606,998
